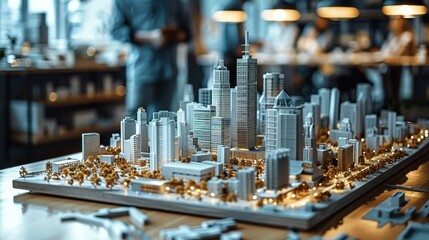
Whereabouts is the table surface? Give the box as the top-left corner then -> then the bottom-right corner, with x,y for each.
1,152 -> 429,240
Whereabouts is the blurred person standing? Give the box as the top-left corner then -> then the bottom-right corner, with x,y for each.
110,0 -> 190,119
297,17 -> 334,99
380,18 -> 416,113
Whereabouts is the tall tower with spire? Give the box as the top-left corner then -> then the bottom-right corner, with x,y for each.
236,31 -> 257,149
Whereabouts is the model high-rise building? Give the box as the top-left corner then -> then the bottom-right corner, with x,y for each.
193,105 -> 216,151
329,88 -> 340,130
357,83 -> 373,115
387,111 -> 397,141
258,72 -> 284,134
130,134 -> 141,164
318,88 -> 330,117
265,90 -> 303,160
217,145 -> 230,165
199,88 -> 212,107
110,133 -> 120,147
212,59 -> 231,118
348,138 -> 361,166
121,117 -> 136,154
82,133 -> 100,161
210,117 -> 231,152
237,167 -> 256,201
186,102 -> 202,131
303,113 -> 316,162
177,109 -> 189,160
265,148 -> 289,191
365,114 -> 378,138
337,143 -> 354,171
340,101 -> 361,138
236,31 -> 257,149
317,143 -> 332,168
230,88 -> 237,148
137,108 -> 149,153
149,111 -> 176,171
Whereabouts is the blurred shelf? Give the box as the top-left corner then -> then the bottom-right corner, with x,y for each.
11,125 -> 119,145
39,92 -> 124,107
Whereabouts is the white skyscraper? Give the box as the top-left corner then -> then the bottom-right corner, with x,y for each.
186,102 -> 202,131
236,31 -> 257,149
265,90 -> 303,160
130,133 -> 141,164
212,59 -> 231,118
265,148 -> 289,190
340,101 -> 360,138
237,167 -> 256,200
258,72 -> 284,135
303,113 -> 316,161
121,117 -> 136,154
318,88 -> 330,117
149,111 -> 176,171
357,83 -> 373,115
137,108 -> 149,153
388,111 -> 397,140
177,109 -> 189,160
329,88 -> 340,130
230,88 -> 237,148
210,117 -> 231,152
365,114 -> 378,138
348,138 -> 361,166
82,133 -> 100,161
193,105 -> 216,151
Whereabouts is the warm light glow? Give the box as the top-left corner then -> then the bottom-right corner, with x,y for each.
116,85 -> 126,96
48,92 -> 58,102
317,6 -> 360,19
252,195 -> 258,200
86,47 -> 96,57
382,5 -> 427,17
260,9 -> 301,22
212,10 -> 247,23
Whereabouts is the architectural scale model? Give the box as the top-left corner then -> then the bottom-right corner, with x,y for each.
13,31 -> 429,231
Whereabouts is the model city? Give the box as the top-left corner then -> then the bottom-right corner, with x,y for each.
15,31 -> 429,229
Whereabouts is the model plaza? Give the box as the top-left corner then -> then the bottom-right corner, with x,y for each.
15,31 -> 429,229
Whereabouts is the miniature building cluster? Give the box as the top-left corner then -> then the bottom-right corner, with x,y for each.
15,30 -> 429,233
78,30 -> 429,208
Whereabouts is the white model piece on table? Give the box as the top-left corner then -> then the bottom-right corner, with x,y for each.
363,191 -> 412,227
193,105 -> 215,151
61,207 -> 149,240
159,218 -> 237,240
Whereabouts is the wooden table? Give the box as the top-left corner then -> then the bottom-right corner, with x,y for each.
1,152 -> 429,239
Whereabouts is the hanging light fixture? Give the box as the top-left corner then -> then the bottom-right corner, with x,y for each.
382,0 -> 427,18
212,1 -> 247,23
317,0 -> 360,19
260,0 -> 301,22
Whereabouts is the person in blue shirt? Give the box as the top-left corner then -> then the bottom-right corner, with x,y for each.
110,0 -> 190,119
